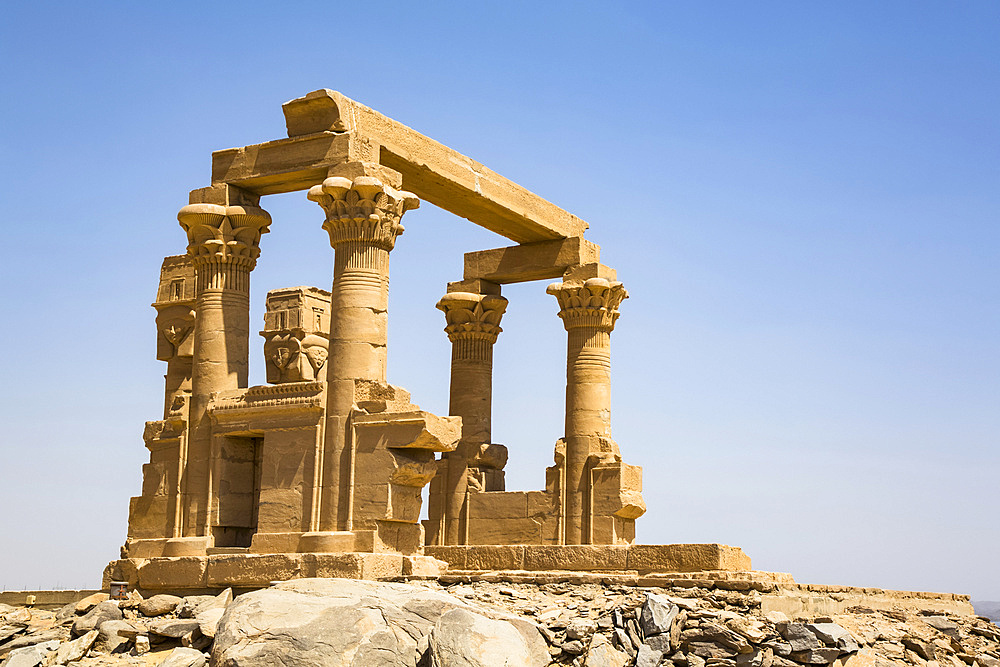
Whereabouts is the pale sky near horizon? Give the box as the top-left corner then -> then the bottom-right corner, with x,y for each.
1,2 -> 997,599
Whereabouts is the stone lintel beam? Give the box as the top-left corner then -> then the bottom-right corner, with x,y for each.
463,237 -> 600,284
211,132 -> 361,196
352,411 -> 461,452
210,89 -> 588,242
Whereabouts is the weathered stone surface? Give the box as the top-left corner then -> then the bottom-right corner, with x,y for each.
148,619 -> 200,639
97,619 -> 143,652
586,633 -> 629,667
71,600 -> 121,637
1,640 -> 59,667
50,629 -> 98,665
212,578 -> 545,667
174,596 -> 215,620
0,629 -> 68,657
641,593 -> 680,636
778,623 -> 822,652
807,622 -> 860,653
790,647 -> 842,664
1,610 -> 30,627
924,616 -> 961,639
903,636 -> 938,661
138,594 -> 182,617
0,628 -> 22,647
688,641 -> 740,659
74,593 -> 108,614
195,608 -> 225,639
428,607 -> 549,666
156,647 -> 207,667
635,643 -> 663,667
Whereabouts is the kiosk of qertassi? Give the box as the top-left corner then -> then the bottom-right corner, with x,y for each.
106,90 -> 752,592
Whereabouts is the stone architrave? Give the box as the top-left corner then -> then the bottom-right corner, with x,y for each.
176,202 -> 271,542
547,273 -> 627,545
307,172 -> 420,535
432,290 -> 508,545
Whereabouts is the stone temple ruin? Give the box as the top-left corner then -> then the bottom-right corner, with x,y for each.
106,90 -> 752,591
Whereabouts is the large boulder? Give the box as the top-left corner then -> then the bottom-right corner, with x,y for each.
427,607 -> 549,667
211,578 -> 547,667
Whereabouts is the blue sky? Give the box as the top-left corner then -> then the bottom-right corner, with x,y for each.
1,2 -> 997,599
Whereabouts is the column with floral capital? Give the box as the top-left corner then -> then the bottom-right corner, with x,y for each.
547,276 -> 627,545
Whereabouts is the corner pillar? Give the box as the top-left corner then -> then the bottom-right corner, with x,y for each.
176,200 -> 270,541
547,268 -> 627,545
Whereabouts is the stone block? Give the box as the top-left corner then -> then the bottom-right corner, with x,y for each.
353,411 -> 461,452
126,538 -> 169,559
424,546 -> 467,570
138,557 -> 207,591
523,545 -> 628,572
282,88 -> 352,136
446,279 -> 502,296
103,559 -> 143,590
591,515 -> 636,545
468,491 -> 529,519
296,531 -> 355,554
563,262 -> 617,281
458,545 -> 526,571
627,544 -> 752,574
403,555 -> 449,577
463,237 -> 600,284
211,131 -> 356,196
374,520 -> 423,555
205,554 -> 303,587
468,517 -> 544,545
526,491 -> 557,517
249,532 -> 302,554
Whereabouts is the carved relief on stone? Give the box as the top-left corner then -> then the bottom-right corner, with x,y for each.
547,277 -> 628,331
435,292 -> 508,344
177,204 -> 271,269
259,286 -> 331,384
261,332 -> 329,383
307,176 -> 419,251
155,304 -> 196,361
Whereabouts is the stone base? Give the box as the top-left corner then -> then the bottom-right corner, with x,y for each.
104,552 -> 448,594
424,543 -> 751,574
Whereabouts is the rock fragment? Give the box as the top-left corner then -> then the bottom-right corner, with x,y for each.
138,594 -> 182,617
71,600 -> 121,637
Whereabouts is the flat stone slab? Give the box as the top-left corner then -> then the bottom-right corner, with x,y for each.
424,543 -> 752,574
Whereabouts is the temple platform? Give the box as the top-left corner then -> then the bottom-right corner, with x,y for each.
104,542 -> 752,594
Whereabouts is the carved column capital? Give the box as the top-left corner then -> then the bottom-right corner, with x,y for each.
177,204 -> 271,270
308,176 -> 419,251
436,292 -> 508,345
547,278 -> 628,332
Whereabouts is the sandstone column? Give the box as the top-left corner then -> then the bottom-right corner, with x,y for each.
547,274 -> 627,545
176,203 -> 271,541
435,290 -> 507,544
308,174 -> 419,535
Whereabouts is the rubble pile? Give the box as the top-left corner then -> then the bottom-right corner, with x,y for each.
0,578 -> 997,667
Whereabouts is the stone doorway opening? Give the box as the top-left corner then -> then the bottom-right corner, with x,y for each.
213,435 -> 263,548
